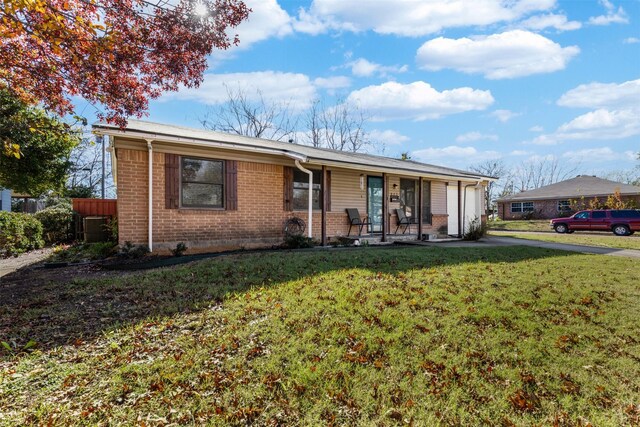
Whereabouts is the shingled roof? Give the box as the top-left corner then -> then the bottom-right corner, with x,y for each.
94,120 -> 496,182
497,175 -> 640,202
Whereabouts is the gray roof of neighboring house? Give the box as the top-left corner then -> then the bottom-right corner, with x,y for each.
93,120 -> 495,181
497,175 -> 640,202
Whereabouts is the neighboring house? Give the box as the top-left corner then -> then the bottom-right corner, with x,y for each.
497,175 -> 640,220
93,120 -> 494,252
0,188 -> 11,212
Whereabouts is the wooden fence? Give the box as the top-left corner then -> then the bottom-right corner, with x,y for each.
72,198 -> 117,217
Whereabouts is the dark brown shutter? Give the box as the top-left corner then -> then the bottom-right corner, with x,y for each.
165,153 -> 179,209
225,160 -> 238,211
325,170 -> 331,212
283,166 -> 293,211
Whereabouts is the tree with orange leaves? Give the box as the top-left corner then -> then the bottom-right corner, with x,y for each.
0,0 -> 249,137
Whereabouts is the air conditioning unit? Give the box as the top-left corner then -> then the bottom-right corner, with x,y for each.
84,216 -> 109,243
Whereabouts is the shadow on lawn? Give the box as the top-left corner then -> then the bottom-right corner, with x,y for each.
0,245 -> 576,356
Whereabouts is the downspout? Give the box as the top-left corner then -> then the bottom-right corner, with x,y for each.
294,160 -> 313,238
107,136 -> 117,189
146,140 -> 153,252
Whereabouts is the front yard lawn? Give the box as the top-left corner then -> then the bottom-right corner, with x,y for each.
1,246 -> 639,425
489,219 -> 552,232
490,230 -> 640,251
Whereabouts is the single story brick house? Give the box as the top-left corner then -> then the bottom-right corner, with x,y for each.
93,120 -> 494,252
497,175 -> 640,220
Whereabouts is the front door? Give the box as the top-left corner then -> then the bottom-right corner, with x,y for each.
367,176 -> 383,233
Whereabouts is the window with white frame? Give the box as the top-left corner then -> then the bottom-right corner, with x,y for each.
293,169 -> 322,210
181,157 -> 224,208
557,200 -> 571,211
511,202 -> 534,213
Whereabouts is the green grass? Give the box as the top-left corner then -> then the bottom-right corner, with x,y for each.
490,230 -> 640,251
489,219 -> 552,232
1,247 -> 639,425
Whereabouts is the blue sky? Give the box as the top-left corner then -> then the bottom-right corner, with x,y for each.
83,0 -> 640,174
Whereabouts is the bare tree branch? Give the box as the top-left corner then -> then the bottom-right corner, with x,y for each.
468,159 -> 507,216
200,90 -> 379,154
200,86 -> 298,142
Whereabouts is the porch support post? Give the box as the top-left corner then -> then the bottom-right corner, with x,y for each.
321,165 -> 327,246
382,173 -> 388,242
457,180 -> 462,237
418,178 -> 423,240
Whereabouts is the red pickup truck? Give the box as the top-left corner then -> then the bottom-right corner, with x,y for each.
550,209 -> 640,236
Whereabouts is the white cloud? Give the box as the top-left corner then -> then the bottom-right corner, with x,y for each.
416,30 -> 579,79
529,125 -> 544,132
314,76 -> 351,90
562,147 -> 631,163
348,58 -> 408,78
557,79 -> 640,109
412,146 -> 501,164
623,37 -> 640,44
164,71 -> 317,109
530,78 -> 640,144
518,13 -> 581,31
346,81 -> 494,121
556,109 -> 640,138
368,129 -> 410,145
295,0 -> 556,36
490,109 -> 521,122
531,108 -> 640,145
455,131 -> 498,142
291,7 -> 327,35
510,150 -> 533,156
231,0 -> 293,48
588,0 -> 628,25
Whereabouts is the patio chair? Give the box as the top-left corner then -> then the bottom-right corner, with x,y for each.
346,208 -> 371,236
395,208 -> 416,234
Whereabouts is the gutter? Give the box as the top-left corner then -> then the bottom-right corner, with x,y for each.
107,136 -> 117,189
94,127 -> 307,166
294,160 -> 313,238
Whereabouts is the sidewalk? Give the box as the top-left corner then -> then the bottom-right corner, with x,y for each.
0,248 -> 53,279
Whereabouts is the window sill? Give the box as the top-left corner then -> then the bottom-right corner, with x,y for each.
178,207 -> 226,213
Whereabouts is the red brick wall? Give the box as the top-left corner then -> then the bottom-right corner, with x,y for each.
117,148 -> 459,251
117,149 -> 359,251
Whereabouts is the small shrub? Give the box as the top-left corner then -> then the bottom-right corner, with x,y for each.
463,217 -> 487,241
104,217 -> 118,242
520,210 -> 541,220
89,241 -> 118,259
49,242 -> 117,262
283,234 -> 315,249
34,205 -> 73,244
0,211 -> 44,257
119,241 -> 150,259
171,242 -> 188,257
